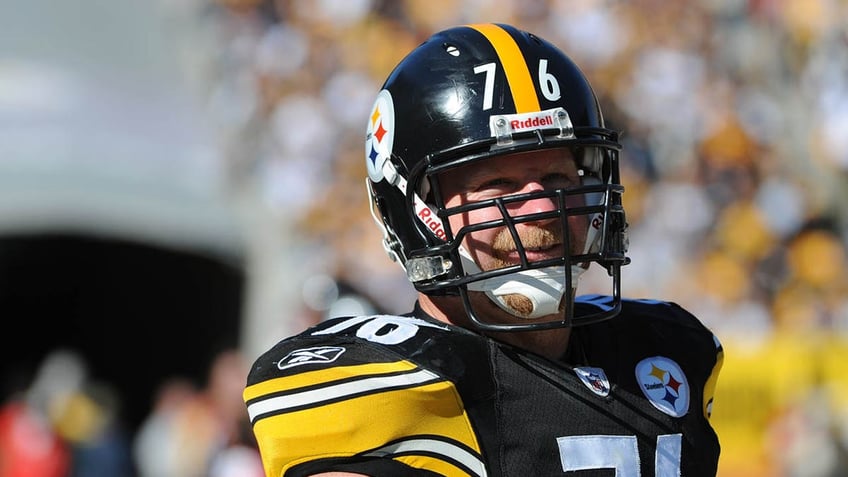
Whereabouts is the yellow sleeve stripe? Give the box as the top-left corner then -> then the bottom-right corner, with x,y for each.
252,379 -> 484,476
467,23 -> 540,113
247,367 -> 442,423
244,360 -> 420,401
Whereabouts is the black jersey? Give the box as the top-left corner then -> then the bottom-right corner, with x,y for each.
244,295 -> 723,476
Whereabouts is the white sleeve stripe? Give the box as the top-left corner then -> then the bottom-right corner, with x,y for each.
247,368 -> 441,422
364,437 -> 488,477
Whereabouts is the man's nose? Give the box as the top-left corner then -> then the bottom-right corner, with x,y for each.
508,182 -> 558,216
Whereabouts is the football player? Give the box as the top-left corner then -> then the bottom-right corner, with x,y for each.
244,23 -> 723,477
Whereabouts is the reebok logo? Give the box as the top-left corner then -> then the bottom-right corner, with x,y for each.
276,346 -> 346,370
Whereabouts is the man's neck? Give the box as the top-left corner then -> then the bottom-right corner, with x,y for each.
418,293 -> 571,361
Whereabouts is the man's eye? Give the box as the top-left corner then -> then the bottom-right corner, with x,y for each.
477,178 -> 513,191
543,173 -> 579,187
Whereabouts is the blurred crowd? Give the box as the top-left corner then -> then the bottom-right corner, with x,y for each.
0,348 -> 262,477
182,0 -> 848,339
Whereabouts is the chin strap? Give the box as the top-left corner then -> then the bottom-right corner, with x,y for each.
459,248 -> 587,319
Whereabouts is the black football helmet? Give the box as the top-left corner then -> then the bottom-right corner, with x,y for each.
365,23 -> 629,331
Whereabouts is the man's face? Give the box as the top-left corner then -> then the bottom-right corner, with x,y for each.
439,148 -> 589,275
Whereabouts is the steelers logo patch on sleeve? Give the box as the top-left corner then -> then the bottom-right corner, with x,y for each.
635,356 -> 690,417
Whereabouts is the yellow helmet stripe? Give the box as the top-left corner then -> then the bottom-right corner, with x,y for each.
467,23 -> 540,113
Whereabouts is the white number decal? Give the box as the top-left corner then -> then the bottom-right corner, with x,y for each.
538,59 -> 561,101
474,62 -> 496,110
313,315 -> 446,345
474,60 -> 562,110
557,433 -> 682,476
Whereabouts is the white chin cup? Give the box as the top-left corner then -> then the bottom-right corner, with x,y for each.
460,250 -> 587,320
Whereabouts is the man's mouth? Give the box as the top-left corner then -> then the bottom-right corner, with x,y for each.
502,243 -> 562,262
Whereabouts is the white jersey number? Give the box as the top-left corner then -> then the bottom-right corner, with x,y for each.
558,433 -> 682,476
313,315 -> 445,345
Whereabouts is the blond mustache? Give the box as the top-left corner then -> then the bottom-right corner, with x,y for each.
491,227 -> 561,254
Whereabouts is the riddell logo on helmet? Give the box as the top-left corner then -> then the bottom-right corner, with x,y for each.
418,207 -> 446,240
511,115 -> 553,130
490,110 -> 563,137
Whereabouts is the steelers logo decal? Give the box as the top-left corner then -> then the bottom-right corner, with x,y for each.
635,356 -> 690,417
365,89 -> 395,182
